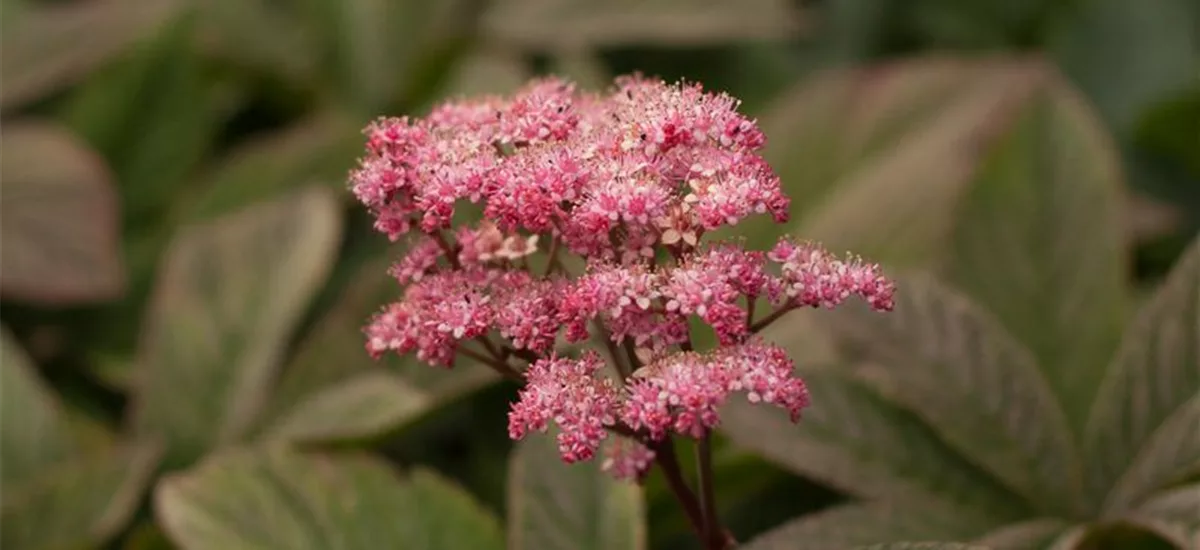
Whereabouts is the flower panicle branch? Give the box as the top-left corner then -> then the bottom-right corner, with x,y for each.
350,74 -> 895,549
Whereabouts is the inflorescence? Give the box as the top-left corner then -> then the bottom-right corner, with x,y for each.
351,75 -> 894,481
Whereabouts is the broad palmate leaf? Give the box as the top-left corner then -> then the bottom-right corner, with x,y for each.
829,275 -> 1084,516
0,327 -> 76,485
0,121 -> 125,304
2,442 -> 161,550
1086,237 -> 1199,511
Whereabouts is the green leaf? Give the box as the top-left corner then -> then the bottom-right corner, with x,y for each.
155,447 -> 504,549
299,0 -> 478,111
0,0 -> 181,110
720,369 -> 1028,522
946,75 -> 1128,431
1050,0 -> 1200,134
829,275 -> 1084,516
974,519 -> 1074,550
0,121 -> 125,304
782,58 -> 1045,263
1120,484 -> 1200,550
482,0 -> 802,50
60,15 -> 232,226
184,112 -> 363,221
262,371 -> 432,443
507,435 -> 645,550
741,502 -> 989,550
854,544 -> 989,550
257,255 -> 497,436
131,187 -> 342,468
1087,237 -> 1200,511
0,327 -> 76,485
439,49 -> 529,97
1106,396 -> 1200,512
1,441 -> 161,550
123,521 -> 176,550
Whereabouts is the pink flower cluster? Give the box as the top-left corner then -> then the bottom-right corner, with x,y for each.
352,75 -> 895,480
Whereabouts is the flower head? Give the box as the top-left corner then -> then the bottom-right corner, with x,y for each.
351,74 -> 894,472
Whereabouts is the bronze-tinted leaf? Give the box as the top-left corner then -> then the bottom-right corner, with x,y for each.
1,442 -> 161,550
482,0 -> 802,49
0,121 -> 124,304
131,187 -> 341,468
0,326 -> 76,485
720,369 -> 1028,522
1086,237 -> 1199,511
155,447 -> 503,550
947,74 -> 1128,430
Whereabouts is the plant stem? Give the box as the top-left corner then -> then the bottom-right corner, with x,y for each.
458,346 -> 523,382
748,302 -> 796,333
696,432 -> 724,549
594,322 -> 630,378
653,438 -> 706,544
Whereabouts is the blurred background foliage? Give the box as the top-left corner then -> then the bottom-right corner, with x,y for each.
0,0 -> 1197,549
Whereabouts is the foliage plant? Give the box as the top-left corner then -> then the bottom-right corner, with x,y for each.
1,1 -> 1197,550
348,74 -> 897,549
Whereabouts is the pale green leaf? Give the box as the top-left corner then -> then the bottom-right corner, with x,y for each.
300,0 -> 477,111
0,327 -> 76,485
0,121 -> 124,304
550,49 -> 610,92
155,447 -> 503,550
720,369 -> 1028,521
791,59 -> 1046,266
974,519 -> 1074,550
741,501 -> 991,550
829,275 -> 1084,516
0,0 -> 181,109
1120,484 -> 1200,550
257,256 -> 498,437
507,435 -> 645,550
1106,395 -> 1200,511
1,442 -> 161,550
131,187 -> 342,468
947,76 -> 1128,431
1086,238 -> 1199,511
262,371 -> 431,443
482,0 -> 802,49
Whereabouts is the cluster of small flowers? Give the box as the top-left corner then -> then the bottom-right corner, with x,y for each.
353,75 -> 895,481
